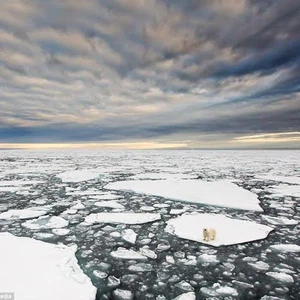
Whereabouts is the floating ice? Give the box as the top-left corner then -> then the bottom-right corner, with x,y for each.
266,272 -> 294,283
200,283 -> 238,297
106,179 -> 263,211
128,263 -> 152,272
257,175 -> 300,185
113,289 -> 133,300
175,280 -> 194,292
262,215 -> 298,225
122,229 -> 137,244
173,292 -> 196,300
52,228 -> 70,236
71,201 -> 85,210
268,184 -> 300,197
85,212 -> 161,225
23,216 -> 69,230
94,200 -> 125,209
248,261 -> 270,271
111,247 -> 148,260
165,213 -> 273,246
198,254 -> 219,264
57,170 -> 102,183
0,207 -> 49,220
170,209 -> 188,215
269,244 -> 300,253
0,180 -> 44,186
139,248 -> 157,259
0,232 -> 96,300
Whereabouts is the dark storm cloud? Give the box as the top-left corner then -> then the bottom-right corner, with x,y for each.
0,0 -> 300,147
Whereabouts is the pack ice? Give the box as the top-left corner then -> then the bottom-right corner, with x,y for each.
106,180 -> 263,211
165,214 -> 273,246
0,232 -> 96,300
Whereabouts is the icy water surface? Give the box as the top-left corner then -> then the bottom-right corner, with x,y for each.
0,150 -> 299,299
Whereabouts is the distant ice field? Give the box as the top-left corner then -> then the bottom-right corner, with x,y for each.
0,149 -> 299,300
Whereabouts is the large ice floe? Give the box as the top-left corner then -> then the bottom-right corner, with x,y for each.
267,184 -> 300,197
0,207 -> 49,220
57,170 -> 102,182
22,216 -> 69,229
106,179 -> 263,211
85,212 -> 161,224
165,213 -> 273,246
0,232 -> 96,300
257,175 -> 300,185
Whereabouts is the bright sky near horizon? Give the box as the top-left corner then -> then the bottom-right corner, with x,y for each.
0,0 -> 300,149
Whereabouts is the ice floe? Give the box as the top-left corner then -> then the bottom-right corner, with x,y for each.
269,244 -> 300,252
111,247 -> 148,260
57,170 -> 102,182
94,200 -> 125,209
200,283 -> 238,297
121,229 -> 137,244
173,292 -> 196,300
267,184 -> 300,197
106,179 -> 263,211
0,232 -> 96,300
266,272 -> 294,283
262,215 -> 298,225
165,213 -> 273,246
0,207 -> 49,220
85,212 -> 161,225
22,216 -> 69,230
257,175 -> 300,185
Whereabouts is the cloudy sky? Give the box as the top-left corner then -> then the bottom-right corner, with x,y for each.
1,0 -> 300,149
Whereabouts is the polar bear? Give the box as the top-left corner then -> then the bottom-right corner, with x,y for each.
203,228 -> 216,242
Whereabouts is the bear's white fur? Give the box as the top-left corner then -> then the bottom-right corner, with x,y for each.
203,228 -> 216,242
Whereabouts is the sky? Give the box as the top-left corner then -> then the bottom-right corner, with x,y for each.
0,0 -> 300,149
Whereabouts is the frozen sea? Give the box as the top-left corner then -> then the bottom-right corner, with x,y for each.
0,149 -> 299,300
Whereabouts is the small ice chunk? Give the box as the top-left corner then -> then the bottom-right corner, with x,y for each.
266,272 -> 294,283
57,170 -> 101,183
140,206 -> 155,211
122,229 -> 137,244
111,248 -> 148,260
262,215 -> 298,226
108,275 -> 120,287
173,292 -> 196,300
93,270 -> 108,279
113,289 -> 133,300
248,261 -> 270,271
175,280 -> 194,292
23,216 -> 69,230
52,228 -> 70,236
166,255 -> 175,264
198,254 -> 219,264
0,207 -> 49,220
201,283 -> 238,297
94,200 -> 125,209
139,248 -> 157,259
85,213 -> 161,225
170,209 -> 187,215
269,244 -> 300,253
128,263 -> 152,272
71,201 -> 85,210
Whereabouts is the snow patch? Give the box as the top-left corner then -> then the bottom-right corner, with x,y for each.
57,170 -> 102,183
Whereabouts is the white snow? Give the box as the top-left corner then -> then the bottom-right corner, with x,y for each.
257,175 -> 300,185
57,170 -> 102,183
22,216 -> 69,230
0,232 -> 96,300
0,207 -> 49,220
111,247 -> 148,260
106,179 -> 263,211
266,272 -> 294,283
262,215 -> 298,225
85,212 -> 161,225
165,213 -> 273,246
94,200 -> 125,209
269,244 -> 300,252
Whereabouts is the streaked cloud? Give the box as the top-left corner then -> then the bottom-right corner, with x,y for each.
0,0 -> 300,148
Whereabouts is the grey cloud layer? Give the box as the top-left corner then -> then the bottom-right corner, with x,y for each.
0,0 -> 300,146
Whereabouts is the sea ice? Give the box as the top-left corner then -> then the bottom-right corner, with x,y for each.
106,179 -> 263,211
0,207 -> 49,220
85,212 -> 161,225
22,216 -> 69,230
261,215 -> 298,225
257,175 -> 300,185
173,292 -> 196,300
122,229 -> 137,244
57,170 -> 102,183
165,213 -> 273,246
0,232 -> 96,300
94,200 -> 125,209
268,184 -> 300,197
266,272 -> 294,283
111,247 -> 148,260
269,244 -> 300,252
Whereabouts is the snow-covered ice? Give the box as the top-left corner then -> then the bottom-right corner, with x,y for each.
22,216 -> 69,230
266,272 -> 294,283
269,244 -> 300,252
165,213 -> 273,246
0,207 -> 49,220
106,179 -> 263,211
267,184 -> 300,197
57,170 -> 102,182
85,212 -> 161,225
261,215 -> 298,225
111,248 -> 148,260
121,229 -> 137,244
94,200 -> 125,209
257,175 -> 300,185
0,232 -> 96,300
